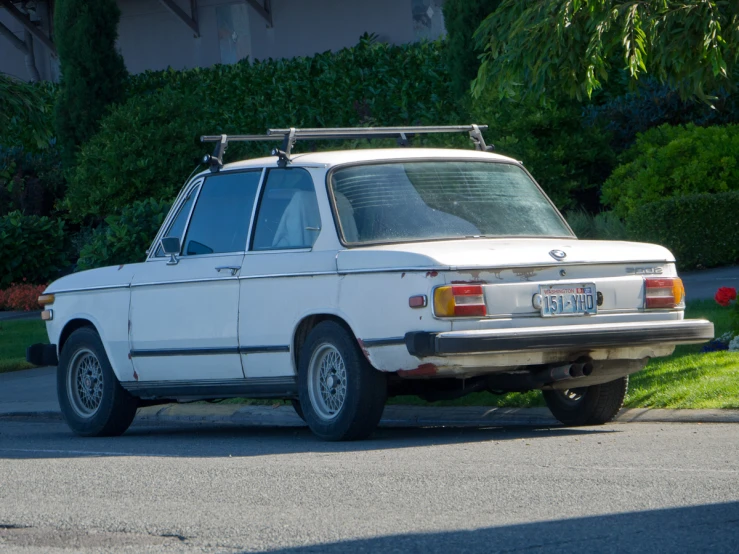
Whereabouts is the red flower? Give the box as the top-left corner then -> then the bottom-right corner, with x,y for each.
715,287 -> 737,307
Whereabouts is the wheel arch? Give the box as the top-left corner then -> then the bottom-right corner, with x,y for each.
292,313 -> 370,371
59,318 -> 98,354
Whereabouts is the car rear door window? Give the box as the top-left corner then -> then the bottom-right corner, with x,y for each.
251,168 -> 321,250
183,170 -> 261,256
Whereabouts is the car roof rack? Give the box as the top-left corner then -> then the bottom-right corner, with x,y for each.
200,124 -> 492,171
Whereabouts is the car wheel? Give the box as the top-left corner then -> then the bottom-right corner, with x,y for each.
543,377 -> 628,426
290,398 -> 305,421
57,327 -> 138,437
298,321 -> 387,441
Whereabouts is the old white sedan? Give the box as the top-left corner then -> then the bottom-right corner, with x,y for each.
28,126 -> 713,441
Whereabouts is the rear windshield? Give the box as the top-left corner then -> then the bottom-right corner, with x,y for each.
329,161 -> 573,245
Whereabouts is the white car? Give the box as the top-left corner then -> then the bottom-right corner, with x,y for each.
28,125 -> 713,441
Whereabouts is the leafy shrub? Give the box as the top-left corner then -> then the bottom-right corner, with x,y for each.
0,78 -> 57,151
626,191 -> 739,270
602,124 -> 739,217
565,210 -> 628,241
585,79 -> 739,152
0,211 -> 68,288
0,283 -> 47,311
66,38 -> 462,223
77,198 -> 171,270
472,96 -> 615,210
442,0 -> 501,101
0,145 -> 65,217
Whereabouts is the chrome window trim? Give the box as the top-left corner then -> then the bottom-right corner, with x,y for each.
244,168 -> 267,252
177,182 -> 205,256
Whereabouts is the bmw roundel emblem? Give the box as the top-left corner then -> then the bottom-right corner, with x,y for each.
549,249 -> 567,261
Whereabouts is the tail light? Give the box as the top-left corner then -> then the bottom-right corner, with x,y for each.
645,278 -> 685,309
434,284 -> 487,317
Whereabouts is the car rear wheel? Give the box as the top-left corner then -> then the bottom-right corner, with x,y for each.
57,327 -> 138,437
298,321 -> 387,441
543,377 -> 628,426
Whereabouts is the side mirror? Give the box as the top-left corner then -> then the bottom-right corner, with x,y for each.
161,236 -> 181,265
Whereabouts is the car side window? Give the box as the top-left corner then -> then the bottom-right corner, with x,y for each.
251,168 -> 321,251
182,170 -> 261,256
154,184 -> 200,257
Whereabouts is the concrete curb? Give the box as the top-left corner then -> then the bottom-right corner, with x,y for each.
5,405 -> 738,426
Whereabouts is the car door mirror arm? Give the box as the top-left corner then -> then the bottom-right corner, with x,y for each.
161,237 -> 181,265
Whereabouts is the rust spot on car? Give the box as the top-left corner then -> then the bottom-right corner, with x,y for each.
425,271 -> 439,278
133,369 -> 139,381
356,339 -> 371,361
398,363 -> 438,377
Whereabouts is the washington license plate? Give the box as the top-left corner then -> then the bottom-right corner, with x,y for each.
540,284 -> 597,317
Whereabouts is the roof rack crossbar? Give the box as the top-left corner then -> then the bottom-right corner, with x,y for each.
200,125 -> 492,171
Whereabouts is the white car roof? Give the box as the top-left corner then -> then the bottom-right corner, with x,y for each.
219,148 -> 519,172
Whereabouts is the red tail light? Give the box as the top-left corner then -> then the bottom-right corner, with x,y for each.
434,284 -> 487,317
645,278 -> 685,309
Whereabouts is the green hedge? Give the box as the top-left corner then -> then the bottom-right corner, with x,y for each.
626,191 -> 739,270
66,37 -> 463,223
602,123 -> 739,217
77,198 -> 171,270
472,96 -> 615,210
0,211 -> 68,287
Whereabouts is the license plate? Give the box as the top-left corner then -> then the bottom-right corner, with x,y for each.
539,284 -> 597,317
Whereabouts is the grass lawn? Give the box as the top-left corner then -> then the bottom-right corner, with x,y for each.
0,319 -> 48,374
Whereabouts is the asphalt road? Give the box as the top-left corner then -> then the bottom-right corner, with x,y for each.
0,419 -> 738,553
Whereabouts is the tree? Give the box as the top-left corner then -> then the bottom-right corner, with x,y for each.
472,1 -> 739,101
441,0 -> 501,101
53,0 -> 128,167
0,73 -> 54,149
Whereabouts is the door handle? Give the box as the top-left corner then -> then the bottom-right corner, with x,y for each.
215,266 -> 241,276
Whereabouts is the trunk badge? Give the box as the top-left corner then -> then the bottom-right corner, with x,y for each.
549,249 -> 567,261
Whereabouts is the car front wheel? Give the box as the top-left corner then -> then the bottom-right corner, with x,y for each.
57,327 -> 138,437
543,377 -> 628,426
298,321 -> 387,441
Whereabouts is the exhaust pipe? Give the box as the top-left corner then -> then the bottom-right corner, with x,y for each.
534,359 -> 594,385
570,361 -> 594,378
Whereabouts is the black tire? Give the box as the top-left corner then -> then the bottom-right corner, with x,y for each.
543,377 -> 628,426
57,327 -> 138,437
298,321 -> 387,441
290,398 -> 305,421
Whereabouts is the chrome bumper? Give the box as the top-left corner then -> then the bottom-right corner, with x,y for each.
405,319 -> 714,358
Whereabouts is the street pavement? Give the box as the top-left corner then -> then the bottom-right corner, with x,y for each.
681,265 -> 739,301
0,418 -> 738,552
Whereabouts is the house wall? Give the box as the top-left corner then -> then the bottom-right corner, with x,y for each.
0,0 -> 445,80
0,1 -> 56,81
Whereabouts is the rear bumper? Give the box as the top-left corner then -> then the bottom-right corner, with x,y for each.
405,319 -> 714,358
26,343 -> 58,366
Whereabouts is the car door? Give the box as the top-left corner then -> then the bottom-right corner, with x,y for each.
239,167 -> 335,379
129,169 -> 263,383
